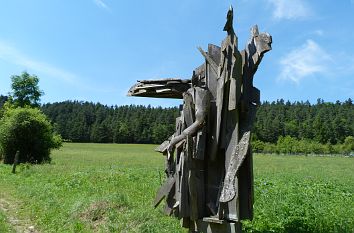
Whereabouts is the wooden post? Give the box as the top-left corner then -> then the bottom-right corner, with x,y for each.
12,150 -> 20,174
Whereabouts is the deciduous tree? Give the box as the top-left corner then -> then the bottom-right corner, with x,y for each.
10,71 -> 43,108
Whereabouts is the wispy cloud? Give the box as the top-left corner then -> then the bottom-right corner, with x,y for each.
267,0 -> 312,20
0,41 -> 78,84
278,40 -> 332,84
0,41 -> 117,94
93,0 -> 110,11
313,29 -> 324,36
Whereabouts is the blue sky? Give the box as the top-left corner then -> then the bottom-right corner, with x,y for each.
0,0 -> 353,107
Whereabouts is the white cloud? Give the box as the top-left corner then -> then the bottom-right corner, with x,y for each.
278,40 -> 332,84
93,0 -> 110,11
0,41 -> 77,84
267,0 -> 312,20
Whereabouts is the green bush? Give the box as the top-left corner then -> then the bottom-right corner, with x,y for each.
0,107 -> 62,164
252,140 -> 266,153
342,136 -> 354,154
251,136 -> 353,155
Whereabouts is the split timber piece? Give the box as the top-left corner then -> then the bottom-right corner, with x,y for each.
127,78 -> 191,99
12,150 -> 20,174
187,134 -> 199,221
154,176 -> 175,208
219,131 -> 251,203
194,218 -> 242,233
197,47 -> 218,75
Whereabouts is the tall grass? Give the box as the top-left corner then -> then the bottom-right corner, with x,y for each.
244,154 -> 354,232
0,143 -> 182,232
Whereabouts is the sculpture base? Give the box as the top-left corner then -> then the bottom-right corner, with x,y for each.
190,217 -> 242,233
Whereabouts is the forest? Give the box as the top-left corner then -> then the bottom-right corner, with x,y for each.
1,95 -> 353,153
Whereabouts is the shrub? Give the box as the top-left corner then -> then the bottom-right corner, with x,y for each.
342,136 -> 354,155
252,139 -> 265,153
0,107 -> 62,164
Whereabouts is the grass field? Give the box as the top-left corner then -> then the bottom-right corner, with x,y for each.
0,143 -> 353,233
0,210 -> 14,233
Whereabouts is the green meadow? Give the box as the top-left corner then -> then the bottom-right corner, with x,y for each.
0,143 -> 353,232
0,210 -> 14,233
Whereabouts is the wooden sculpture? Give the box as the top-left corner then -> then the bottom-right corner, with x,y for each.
128,6 -> 272,233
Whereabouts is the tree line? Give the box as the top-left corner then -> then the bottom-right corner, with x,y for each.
2,94 -> 353,153
41,101 -> 178,144
1,72 -> 352,162
38,99 -> 353,145
254,99 -> 353,144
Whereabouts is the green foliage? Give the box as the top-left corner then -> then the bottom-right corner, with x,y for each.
0,95 -> 7,109
253,136 -> 348,155
0,95 -> 8,118
152,123 -> 170,143
9,71 -> 43,108
41,102 -> 179,144
0,107 -> 62,164
342,136 -> 354,154
254,99 -> 353,144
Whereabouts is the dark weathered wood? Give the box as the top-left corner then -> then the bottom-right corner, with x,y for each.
197,47 -> 218,75
180,151 -> 190,217
11,151 -> 20,174
228,50 -> 242,111
154,176 -> 175,207
127,78 -> 191,99
187,134 -> 199,220
195,127 -> 206,160
183,92 -> 195,127
167,87 -> 210,152
155,140 -> 170,153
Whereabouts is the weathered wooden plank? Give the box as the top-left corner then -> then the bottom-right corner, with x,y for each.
154,176 -> 175,208
195,128 -> 206,160
127,78 -> 191,99
219,131 -> 251,203
155,140 -> 170,153
197,47 -> 219,75
183,92 -> 195,127
179,151 -> 190,217
12,150 -> 20,174
196,219 -> 242,233
187,134 -> 199,220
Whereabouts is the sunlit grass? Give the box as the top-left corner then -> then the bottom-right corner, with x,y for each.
0,210 -> 15,233
0,144 -> 353,232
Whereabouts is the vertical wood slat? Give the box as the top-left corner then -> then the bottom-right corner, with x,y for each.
11,151 -> 20,174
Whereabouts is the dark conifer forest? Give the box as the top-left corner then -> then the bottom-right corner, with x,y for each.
41,101 -> 178,144
254,99 -> 353,144
1,96 -> 353,153
39,99 -> 353,144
